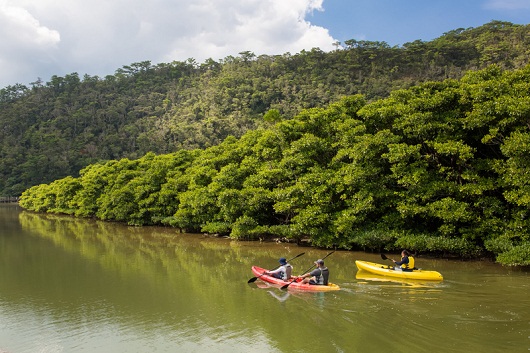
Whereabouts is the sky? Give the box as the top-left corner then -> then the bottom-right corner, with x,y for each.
1,0 -> 530,88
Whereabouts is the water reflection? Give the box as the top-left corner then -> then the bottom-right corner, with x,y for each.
250,282 -> 334,311
249,282 -> 292,302
267,290 -> 291,302
0,206 -> 528,353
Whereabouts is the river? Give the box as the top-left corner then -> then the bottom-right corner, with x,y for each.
0,204 -> 528,352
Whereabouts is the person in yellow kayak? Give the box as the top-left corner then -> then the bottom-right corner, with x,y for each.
392,250 -> 415,271
265,257 -> 293,280
299,259 -> 329,285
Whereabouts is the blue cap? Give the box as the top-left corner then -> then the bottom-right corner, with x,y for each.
279,257 -> 287,265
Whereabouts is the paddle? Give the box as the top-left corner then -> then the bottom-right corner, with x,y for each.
381,253 -> 393,261
280,250 -> 335,290
247,252 -> 305,283
380,253 -> 395,269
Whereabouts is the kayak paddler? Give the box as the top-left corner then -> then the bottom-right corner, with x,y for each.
392,250 -> 415,271
265,257 -> 293,280
298,259 -> 329,285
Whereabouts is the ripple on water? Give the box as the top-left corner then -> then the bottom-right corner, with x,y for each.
0,297 -> 131,353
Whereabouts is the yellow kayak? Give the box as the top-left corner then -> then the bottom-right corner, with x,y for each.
355,260 -> 443,281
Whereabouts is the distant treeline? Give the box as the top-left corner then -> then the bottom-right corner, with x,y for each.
20,64 -> 530,266
2,20 -> 530,195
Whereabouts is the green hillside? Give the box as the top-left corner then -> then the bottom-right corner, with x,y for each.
1,20 -> 529,195
20,64 -> 530,266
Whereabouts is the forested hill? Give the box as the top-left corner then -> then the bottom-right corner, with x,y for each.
20,64 -> 530,266
1,20 -> 530,195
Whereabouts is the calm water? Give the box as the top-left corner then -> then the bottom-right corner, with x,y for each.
0,204 -> 528,353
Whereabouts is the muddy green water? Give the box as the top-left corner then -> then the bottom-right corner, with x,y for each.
0,204 -> 528,353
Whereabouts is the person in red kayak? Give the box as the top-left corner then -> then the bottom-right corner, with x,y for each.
392,250 -> 415,271
265,257 -> 293,280
299,259 -> 329,285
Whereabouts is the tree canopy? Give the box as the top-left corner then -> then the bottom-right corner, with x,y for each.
2,21 -> 530,196
20,64 -> 530,266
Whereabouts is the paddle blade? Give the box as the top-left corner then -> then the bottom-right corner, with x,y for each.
380,253 -> 388,260
247,277 -> 258,283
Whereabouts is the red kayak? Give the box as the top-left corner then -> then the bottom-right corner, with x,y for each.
251,266 -> 340,291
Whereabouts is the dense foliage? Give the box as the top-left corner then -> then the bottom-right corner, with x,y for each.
20,65 -> 530,266
2,21 -> 530,195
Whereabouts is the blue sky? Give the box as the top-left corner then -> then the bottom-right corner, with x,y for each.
1,0 -> 530,88
311,0 -> 530,46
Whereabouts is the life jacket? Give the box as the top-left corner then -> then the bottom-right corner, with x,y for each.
401,256 -> 415,270
279,264 -> 293,280
315,267 -> 329,285
283,264 -> 292,280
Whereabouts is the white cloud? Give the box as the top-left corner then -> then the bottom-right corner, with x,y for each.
0,4 -> 60,46
0,2 -> 60,85
164,0 -> 333,61
0,0 -> 336,87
